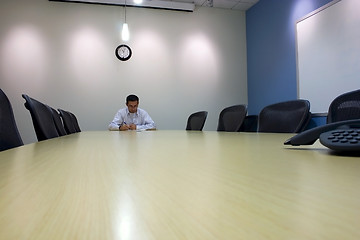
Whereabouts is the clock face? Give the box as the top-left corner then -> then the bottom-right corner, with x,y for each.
115,44 -> 132,61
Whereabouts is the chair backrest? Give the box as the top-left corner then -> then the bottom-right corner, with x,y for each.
69,111 -> 81,132
186,111 -> 208,131
47,106 -> 67,136
217,105 -> 247,132
22,94 -> 59,141
327,89 -> 360,123
239,115 -> 258,132
58,109 -> 77,134
0,89 -> 23,151
258,99 -> 311,133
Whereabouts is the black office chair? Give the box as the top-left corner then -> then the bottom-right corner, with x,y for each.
22,94 -> 59,141
58,109 -> 77,134
186,111 -> 208,131
258,99 -> 311,133
239,115 -> 258,132
69,111 -> 81,132
47,106 -> 67,136
0,89 -> 24,151
327,89 -> 360,123
217,105 -> 247,132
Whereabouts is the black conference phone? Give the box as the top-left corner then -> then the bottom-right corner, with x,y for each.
284,119 -> 360,152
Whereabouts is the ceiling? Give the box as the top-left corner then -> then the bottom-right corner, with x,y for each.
176,0 -> 259,11
54,0 -> 259,11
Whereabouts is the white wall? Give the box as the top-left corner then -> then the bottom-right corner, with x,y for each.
0,0 -> 247,144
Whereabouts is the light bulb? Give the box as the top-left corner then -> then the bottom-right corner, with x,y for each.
134,0 -> 143,4
122,23 -> 129,41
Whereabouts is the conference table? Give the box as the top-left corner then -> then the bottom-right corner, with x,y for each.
0,130 -> 359,239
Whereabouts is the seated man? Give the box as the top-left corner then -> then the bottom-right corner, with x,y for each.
108,94 -> 156,131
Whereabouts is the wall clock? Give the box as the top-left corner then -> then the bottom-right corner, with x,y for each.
115,44 -> 132,61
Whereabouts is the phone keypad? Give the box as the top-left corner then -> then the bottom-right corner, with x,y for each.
319,129 -> 360,151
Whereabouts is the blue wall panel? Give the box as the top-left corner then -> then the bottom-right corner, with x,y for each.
246,0 -> 333,115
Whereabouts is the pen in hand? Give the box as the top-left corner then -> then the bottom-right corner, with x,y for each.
119,121 -> 129,131
119,121 -> 136,131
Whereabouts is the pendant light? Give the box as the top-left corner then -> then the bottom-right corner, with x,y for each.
122,0 -> 129,41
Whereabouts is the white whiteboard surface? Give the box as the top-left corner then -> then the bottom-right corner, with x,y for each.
296,0 -> 360,113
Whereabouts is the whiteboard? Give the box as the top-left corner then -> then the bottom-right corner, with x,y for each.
296,0 -> 360,113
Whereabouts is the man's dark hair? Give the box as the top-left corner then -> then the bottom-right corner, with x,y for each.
126,94 -> 139,104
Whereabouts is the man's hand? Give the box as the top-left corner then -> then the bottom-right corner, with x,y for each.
119,124 -> 130,131
119,124 -> 136,131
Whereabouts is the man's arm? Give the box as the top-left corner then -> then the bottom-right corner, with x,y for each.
136,110 -> 156,130
108,110 -> 123,131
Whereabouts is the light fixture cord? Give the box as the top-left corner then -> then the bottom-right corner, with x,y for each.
124,0 -> 127,23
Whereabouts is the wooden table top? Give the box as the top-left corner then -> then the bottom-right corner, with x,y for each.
0,131 -> 359,239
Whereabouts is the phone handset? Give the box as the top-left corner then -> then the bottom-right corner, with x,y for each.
284,119 -> 360,149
